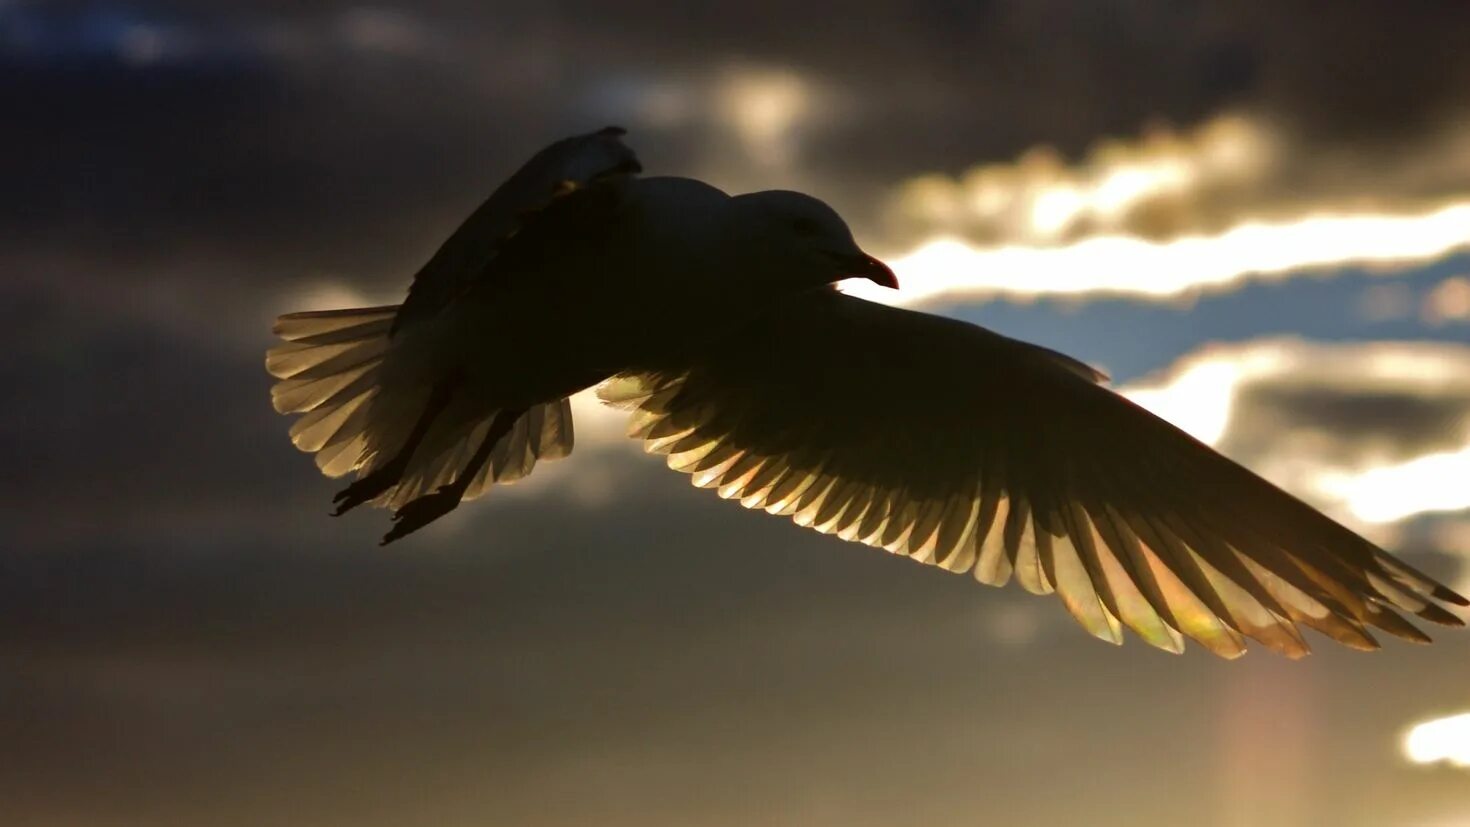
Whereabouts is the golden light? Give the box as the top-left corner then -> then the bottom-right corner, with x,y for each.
845,201 -> 1470,307
862,111 -> 1470,308
1117,339 -> 1470,530
1029,184 -> 1086,238
720,68 -> 809,167
1092,161 -> 1189,216
1424,276 -> 1470,325
1403,712 -> 1470,768
1122,355 -> 1262,445
1319,446 -> 1470,525
885,113 -> 1274,248
278,278 -> 390,314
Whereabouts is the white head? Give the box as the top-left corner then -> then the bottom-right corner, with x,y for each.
730,190 -> 899,292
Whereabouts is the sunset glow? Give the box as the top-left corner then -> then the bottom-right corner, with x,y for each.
887,114 -> 1273,245
857,111 -> 1470,308
17,3 -> 1470,825
845,201 -> 1470,307
1321,447 -> 1470,525
1404,712 -> 1470,769
1120,339 -> 1470,528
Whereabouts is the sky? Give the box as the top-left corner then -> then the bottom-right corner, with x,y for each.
4,1 -> 1470,825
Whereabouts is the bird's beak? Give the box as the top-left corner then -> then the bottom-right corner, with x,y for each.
845,252 -> 899,289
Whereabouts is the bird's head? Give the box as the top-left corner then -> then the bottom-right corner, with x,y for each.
732,190 -> 899,291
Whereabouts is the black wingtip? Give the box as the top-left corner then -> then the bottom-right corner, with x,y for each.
379,524 -> 413,546
1435,584 -> 1470,607
1416,603 -> 1466,627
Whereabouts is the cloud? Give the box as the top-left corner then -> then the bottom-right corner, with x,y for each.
1320,450 -> 1470,526
1404,711 -> 1470,770
883,114 -> 1277,247
846,205 -> 1470,308
1359,282 -> 1417,323
854,112 -> 1470,307
1423,276 -> 1470,326
10,3 -> 1470,341
1120,338 -> 1470,534
1118,337 -> 1470,600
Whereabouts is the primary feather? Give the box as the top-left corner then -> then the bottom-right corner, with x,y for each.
600,290 -> 1467,657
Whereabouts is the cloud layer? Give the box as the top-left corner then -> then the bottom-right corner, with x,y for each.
1120,337 -> 1470,584
852,113 -> 1470,307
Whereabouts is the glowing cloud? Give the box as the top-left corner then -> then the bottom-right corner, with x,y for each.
858,112 -> 1470,308
1403,712 -> 1470,769
1423,276 -> 1470,326
1118,338 -> 1470,530
1121,346 -> 1284,445
845,201 -> 1470,307
1319,448 -> 1470,524
720,68 -> 810,168
277,278 -> 392,314
887,114 -> 1274,245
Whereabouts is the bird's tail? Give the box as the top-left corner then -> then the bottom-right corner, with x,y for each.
266,305 -> 574,509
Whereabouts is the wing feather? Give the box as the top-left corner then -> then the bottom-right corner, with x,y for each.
603,291 -> 1465,656
394,128 -> 640,333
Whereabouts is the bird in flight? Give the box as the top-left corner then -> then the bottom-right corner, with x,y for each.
268,127 -> 1466,658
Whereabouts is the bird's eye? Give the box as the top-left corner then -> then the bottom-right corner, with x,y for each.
791,217 -> 821,236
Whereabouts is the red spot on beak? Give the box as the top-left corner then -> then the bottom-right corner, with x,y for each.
855,253 -> 899,289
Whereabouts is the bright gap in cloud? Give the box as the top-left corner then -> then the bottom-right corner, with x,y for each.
720,68 -> 809,168
1404,712 -> 1470,769
845,201 -> 1470,307
278,278 -> 397,314
860,111 -> 1470,308
1119,339 -> 1470,530
1319,448 -> 1470,525
1424,275 -> 1470,326
886,113 -> 1275,246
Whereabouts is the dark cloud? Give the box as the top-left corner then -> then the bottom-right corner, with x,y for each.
0,288 -> 299,546
7,1 -> 1470,315
1238,0 -> 1470,147
1124,336 -> 1470,463
1225,384 -> 1470,466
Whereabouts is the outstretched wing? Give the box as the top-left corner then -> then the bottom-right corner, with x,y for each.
393,126 -> 642,333
602,291 -> 1467,657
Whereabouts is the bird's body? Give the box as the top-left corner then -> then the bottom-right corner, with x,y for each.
382,174 -> 863,410
382,176 -> 728,409
268,127 -> 1466,657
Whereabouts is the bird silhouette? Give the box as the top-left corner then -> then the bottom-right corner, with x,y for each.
268,127 -> 1466,657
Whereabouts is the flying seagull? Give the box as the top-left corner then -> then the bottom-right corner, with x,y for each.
267,127 -> 1466,658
